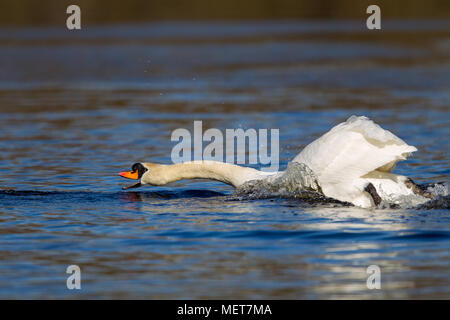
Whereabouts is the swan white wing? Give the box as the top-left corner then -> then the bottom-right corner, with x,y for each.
292,116 -> 417,205
293,116 -> 416,178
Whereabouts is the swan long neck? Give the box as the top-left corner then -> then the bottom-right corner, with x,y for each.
143,161 -> 267,187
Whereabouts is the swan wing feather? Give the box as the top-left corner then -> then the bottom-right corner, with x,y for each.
293,116 -> 417,184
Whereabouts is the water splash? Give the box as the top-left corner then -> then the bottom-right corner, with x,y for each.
415,183 -> 450,210
376,182 -> 449,209
233,162 -> 348,205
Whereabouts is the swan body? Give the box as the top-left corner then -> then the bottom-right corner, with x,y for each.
292,115 -> 420,207
119,116 -> 431,208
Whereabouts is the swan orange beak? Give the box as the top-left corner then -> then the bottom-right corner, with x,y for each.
118,171 -> 139,180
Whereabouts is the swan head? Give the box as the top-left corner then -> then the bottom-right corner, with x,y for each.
119,162 -> 169,189
118,162 -> 149,190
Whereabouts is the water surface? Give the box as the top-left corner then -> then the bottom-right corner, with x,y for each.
0,21 -> 449,299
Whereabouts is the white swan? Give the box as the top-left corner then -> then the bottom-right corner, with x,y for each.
119,116 -> 431,208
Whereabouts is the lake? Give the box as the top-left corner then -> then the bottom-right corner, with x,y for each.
0,20 -> 449,299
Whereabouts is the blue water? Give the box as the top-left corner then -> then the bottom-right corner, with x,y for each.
0,21 -> 449,299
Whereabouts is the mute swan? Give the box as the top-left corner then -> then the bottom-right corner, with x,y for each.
119,116 -> 432,208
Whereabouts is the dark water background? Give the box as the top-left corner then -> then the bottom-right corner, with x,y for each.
0,20 -> 449,298
2,0 -> 450,25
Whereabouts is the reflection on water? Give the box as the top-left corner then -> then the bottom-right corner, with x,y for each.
1,190 -> 449,299
0,21 -> 449,299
